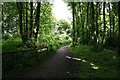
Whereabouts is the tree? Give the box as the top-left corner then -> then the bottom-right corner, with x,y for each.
86,2 -> 89,45
96,2 -> 99,49
91,2 -> 97,47
101,2 -> 106,50
2,3 -> 4,34
108,2 -> 112,39
78,2 -> 81,44
118,1 -> 120,55
34,2 -> 41,41
29,1 -> 33,39
17,2 -> 24,42
25,2 -> 28,40
81,4 -> 85,44
72,2 -> 75,47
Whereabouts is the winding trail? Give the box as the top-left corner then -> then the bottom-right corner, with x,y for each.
16,46 -> 81,78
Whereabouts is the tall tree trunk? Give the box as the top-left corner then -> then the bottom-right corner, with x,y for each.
82,12 -> 85,44
113,14 -> 115,37
101,2 -> 106,50
118,1 -> 120,74
109,2 -> 112,39
2,4 -> 4,34
26,2 -> 28,40
79,2 -> 81,44
96,2 -> 99,49
29,1 -> 33,39
91,2 -> 96,47
23,6 -> 26,38
118,1 -> 120,55
17,2 -> 24,42
86,2 -> 89,45
76,11 -> 79,44
72,2 -> 75,47
75,5 -> 77,44
34,2 -> 41,41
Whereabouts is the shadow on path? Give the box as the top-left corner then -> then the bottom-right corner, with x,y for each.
16,46 -> 81,78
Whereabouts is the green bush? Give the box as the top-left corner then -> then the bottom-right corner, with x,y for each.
2,38 -> 23,53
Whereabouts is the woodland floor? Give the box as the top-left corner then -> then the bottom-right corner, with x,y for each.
13,46 -> 81,78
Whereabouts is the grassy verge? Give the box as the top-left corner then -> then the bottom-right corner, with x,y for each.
68,44 -> 118,78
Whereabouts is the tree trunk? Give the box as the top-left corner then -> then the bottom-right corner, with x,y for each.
34,2 -> 41,41
29,1 -> 33,39
26,2 -> 28,40
76,13 -> 79,44
91,2 -> 97,47
82,13 -> 85,44
118,1 -> 120,74
109,2 -> 112,39
75,4 -> 79,44
113,14 -> 115,37
72,2 -> 75,47
78,2 -> 81,44
118,1 -> 120,55
2,4 -> 4,34
23,6 -> 26,38
16,2 -> 24,42
96,2 -> 99,49
86,2 -> 89,45
101,2 -> 106,50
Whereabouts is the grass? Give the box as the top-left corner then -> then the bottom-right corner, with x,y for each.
68,44 -> 119,78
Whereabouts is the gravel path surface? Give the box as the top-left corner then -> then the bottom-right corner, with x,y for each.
16,46 -> 81,78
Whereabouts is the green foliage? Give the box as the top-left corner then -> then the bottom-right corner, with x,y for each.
69,45 -> 118,78
2,38 -> 24,53
55,19 -> 72,40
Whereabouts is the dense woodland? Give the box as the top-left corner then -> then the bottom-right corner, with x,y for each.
1,1 -> 120,78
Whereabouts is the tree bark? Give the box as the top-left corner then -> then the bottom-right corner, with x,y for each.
76,9 -> 79,44
118,1 -> 120,55
2,4 -> 4,34
82,12 -> 85,44
34,2 -> 41,41
96,2 -> 99,49
91,2 -> 97,47
109,2 -> 112,39
101,2 -> 106,50
113,14 -> 115,37
29,1 -> 33,39
86,2 -> 89,45
26,2 -> 28,40
17,2 -> 24,42
72,2 -> 75,47
78,2 -> 81,44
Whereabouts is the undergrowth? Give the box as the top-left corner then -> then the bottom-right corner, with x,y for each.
68,44 -> 119,78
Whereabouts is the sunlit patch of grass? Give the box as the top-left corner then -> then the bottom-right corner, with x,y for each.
68,44 -> 118,78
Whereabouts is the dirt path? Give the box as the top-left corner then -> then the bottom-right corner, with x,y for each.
16,46 -> 81,78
